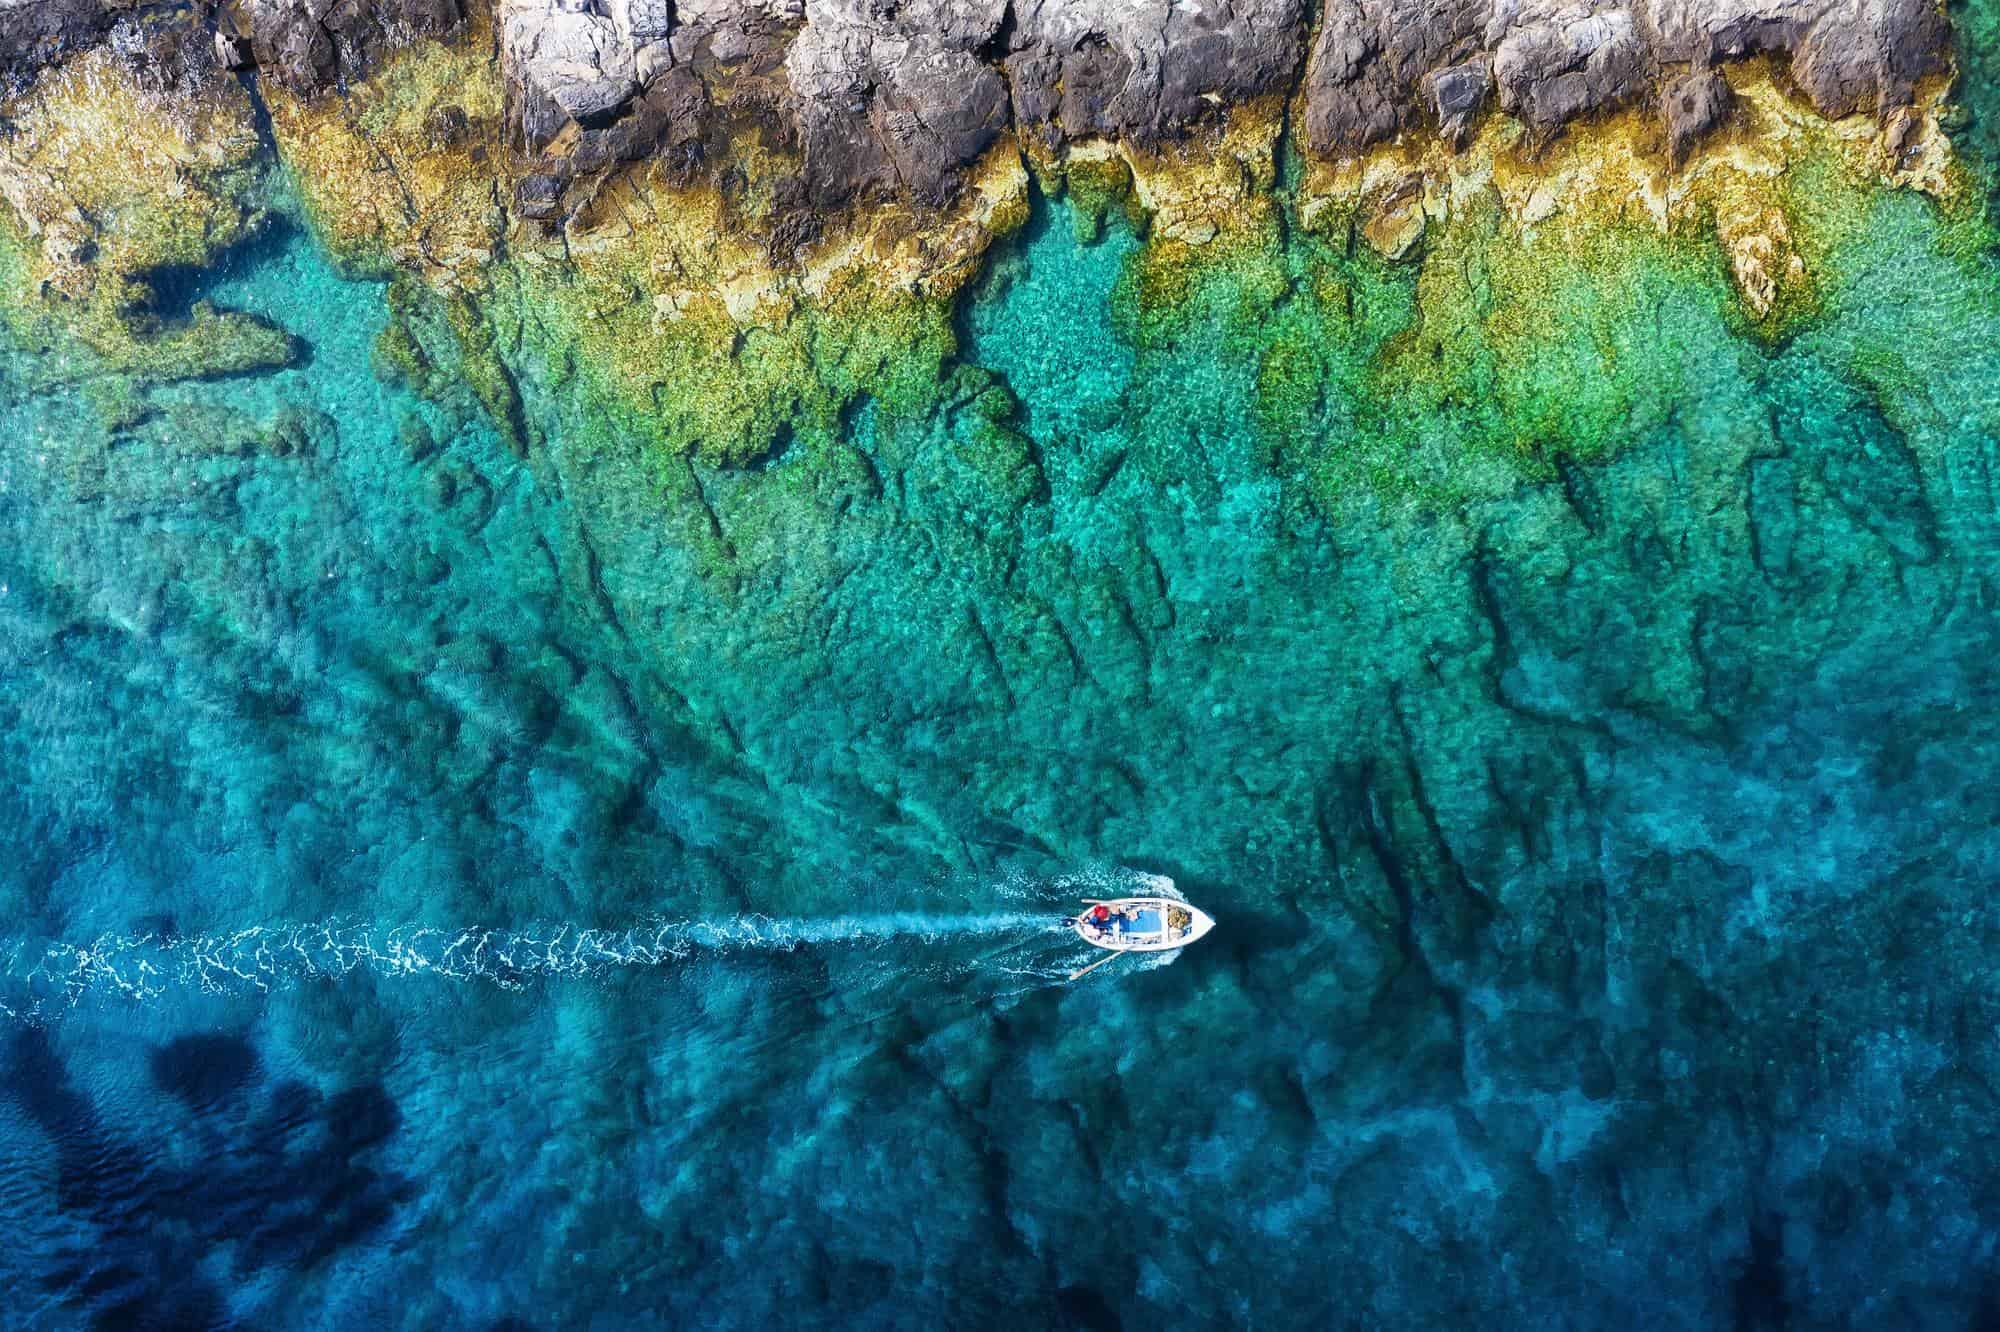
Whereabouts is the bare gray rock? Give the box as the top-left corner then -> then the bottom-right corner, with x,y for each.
1789,0 -> 1950,118
1,0 -> 138,90
1002,0 -> 1308,149
502,0 -> 641,126
1303,0 -> 1492,152
668,0 -> 801,68
784,0 -> 1010,205
1490,3 -> 1650,135
1,0 -> 254,94
1427,59 -> 1493,145
2,0 -> 1955,221
1305,0 -> 1948,154
609,0 -> 672,77
1662,65 -> 1732,163
230,0 -> 463,97
499,0 -> 799,153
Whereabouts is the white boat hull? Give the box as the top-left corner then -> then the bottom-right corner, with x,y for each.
1073,897 -> 1216,952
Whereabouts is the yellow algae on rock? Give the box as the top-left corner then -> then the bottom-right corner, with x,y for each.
262,20 -> 1040,470
1045,101 -> 1304,359
1296,62 -> 1965,329
1026,97 -> 1287,250
9,6 -> 1971,517
264,25 -> 507,287
491,136 -> 1033,465
0,49 -> 294,379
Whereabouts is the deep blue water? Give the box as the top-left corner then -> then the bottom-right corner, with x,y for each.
8,49 -> 2000,1330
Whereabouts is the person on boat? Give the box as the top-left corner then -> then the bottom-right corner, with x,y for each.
1084,903 -> 1113,936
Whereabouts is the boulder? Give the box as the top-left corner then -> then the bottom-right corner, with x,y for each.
668,0 -> 802,70
1305,0 -> 1950,156
501,0 -> 642,128
784,0 -> 1010,206
1491,4 -> 1650,137
1003,0 -> 1308,149
1302,0 -> 1493,153
233,0 -> 463,97
1788,0 -> 1950,119
1662,65 -> 1733,164
1427,58 -> 1492,145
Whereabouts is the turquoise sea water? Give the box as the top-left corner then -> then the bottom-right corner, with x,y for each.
9,31 -> 2000,1330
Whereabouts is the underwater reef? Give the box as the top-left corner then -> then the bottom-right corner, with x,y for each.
0,0 -> 1972,443
5,0 -> 2000,1328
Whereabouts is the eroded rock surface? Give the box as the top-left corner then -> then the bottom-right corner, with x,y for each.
13,0 -> 1948,221
0,0 -> 122,89
784,0 -> 1010,205
1304,0 -> 1952,153
229,0 -> 464,95
1663,64 -> 1734,163
1003,0 -> 1307,148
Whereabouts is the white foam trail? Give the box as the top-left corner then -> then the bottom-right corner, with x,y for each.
0,912 -> 1068,1020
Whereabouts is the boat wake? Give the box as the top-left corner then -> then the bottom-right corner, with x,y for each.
0,911 -> 1071,1022
0,869 -> 1185,1022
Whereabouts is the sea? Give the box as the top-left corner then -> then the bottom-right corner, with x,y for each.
5,9 -> 2000,1325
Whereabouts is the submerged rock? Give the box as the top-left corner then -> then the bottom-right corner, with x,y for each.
1361,177 -> 1429,259
0,45 -> 299,379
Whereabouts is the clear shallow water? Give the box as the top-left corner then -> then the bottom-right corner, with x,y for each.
9,62 -> 2000,1332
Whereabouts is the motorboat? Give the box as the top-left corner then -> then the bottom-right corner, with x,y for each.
1071,896 -> 1216,954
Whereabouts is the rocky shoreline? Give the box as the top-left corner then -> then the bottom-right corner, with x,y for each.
0,0 -> 1977,481
3,0 -> 1958,229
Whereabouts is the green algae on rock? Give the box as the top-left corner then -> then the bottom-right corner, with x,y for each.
1097,64 -> 1980,510
0,0 -> 1984,525
260,17 -> 1029,472
0,49 -> 297,382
